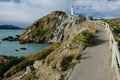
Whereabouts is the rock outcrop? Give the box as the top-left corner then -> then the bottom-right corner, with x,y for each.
0,55 -> 7,63
33,60 -> 44,69
2,36 -> 18,41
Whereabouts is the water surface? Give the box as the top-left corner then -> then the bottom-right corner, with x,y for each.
0,30 -> 49,56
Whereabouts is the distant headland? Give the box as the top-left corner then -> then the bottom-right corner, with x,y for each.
0,25 -> 24,30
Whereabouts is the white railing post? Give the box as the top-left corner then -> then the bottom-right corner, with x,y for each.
105,24 -> 108,32
109,32 -> 113,49
111,42 -> 116,67
106,24 -> 109,34
114,42 -> 120,66
115,58 -> 120,80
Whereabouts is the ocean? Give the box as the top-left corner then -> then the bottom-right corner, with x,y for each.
0,30 -> 49,56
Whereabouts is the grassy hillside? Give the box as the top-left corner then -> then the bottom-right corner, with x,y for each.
19,11 -> 68,43
105,18 -> 120,42
0,43 -> 60,79
0,11 -> 97,80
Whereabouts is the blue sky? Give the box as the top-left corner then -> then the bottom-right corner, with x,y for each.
0,0 -> 120,28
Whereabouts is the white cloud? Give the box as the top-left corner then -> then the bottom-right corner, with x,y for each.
74,0 -> 120,18
0,0 -> 120,28
0,0 -> 72,27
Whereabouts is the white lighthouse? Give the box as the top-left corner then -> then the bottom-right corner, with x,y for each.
71,6 -> 74,15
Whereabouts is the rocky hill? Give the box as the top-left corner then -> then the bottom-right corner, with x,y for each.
0,25 -> 23,30
0,11 -> 97,80
19,11 -> 86,43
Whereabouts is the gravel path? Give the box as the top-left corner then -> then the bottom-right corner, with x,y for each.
68,23 -> 112,80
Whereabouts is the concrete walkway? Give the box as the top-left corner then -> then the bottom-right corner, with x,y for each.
68,24 -> 112,80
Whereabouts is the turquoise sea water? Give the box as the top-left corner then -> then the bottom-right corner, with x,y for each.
0,30 -> 49,56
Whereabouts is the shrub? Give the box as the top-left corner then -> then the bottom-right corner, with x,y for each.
31,27 -> 48,37
107,22 -> 120,41
60,55 -> 75,71
73,30 -> 94,47
27,43 -> 61,61
51,17 -> 59,24
109,23 -> 120,33
5,43 -> 61,77
36,48 -> 53,60
23,70 -> 36,80
87,23 -> 96,35
0,57 -> 24,77
6,59 -> 34,77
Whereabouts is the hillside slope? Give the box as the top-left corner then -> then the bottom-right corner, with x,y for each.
106,18 -> 120,42
19,11 -> 86,43
1,11 -> 96,80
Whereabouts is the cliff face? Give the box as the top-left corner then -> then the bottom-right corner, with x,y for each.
19,11 -> 67,43
19,11 -> 86,43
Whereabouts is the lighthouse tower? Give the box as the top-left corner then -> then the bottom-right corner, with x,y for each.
71,6 -> 74,15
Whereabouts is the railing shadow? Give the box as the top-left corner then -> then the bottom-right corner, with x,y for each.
92,29 -> 107,46
79,52 -> 91,60
96,29 -> 101,34
80,56 -> 90,60
93,38 -> 106,46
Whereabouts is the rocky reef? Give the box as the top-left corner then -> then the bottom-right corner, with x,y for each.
2,35 -> 20,41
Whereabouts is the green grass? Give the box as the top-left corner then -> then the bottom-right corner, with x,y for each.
106,21 -> 120,41
35,48 -> 53,60
0,57 -> 24,77
31,26 -> 48,37
27,43 -> 60,61
109,23 -> 120,33
5,43 -> 60,77
60,54 -> 76,71
6,59 -> 34,77
30,17 -> 59,40
73,30 -> 94,47
50,17 -> 60,28
6,48 -> 52,77
23,70 -> 36,80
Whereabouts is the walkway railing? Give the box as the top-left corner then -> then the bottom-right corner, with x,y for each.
94,21 -> 120,80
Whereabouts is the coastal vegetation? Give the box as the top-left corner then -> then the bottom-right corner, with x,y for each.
73,30 -> 94,47
106,19 -> 120,42
60,54 -> 80,71
4,43 -> 60,78
23,70 -> 36,80
0,11 -> 96,80
19,11 -> 67,43
0,56 -> 24,77
7,59 -> 34,77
